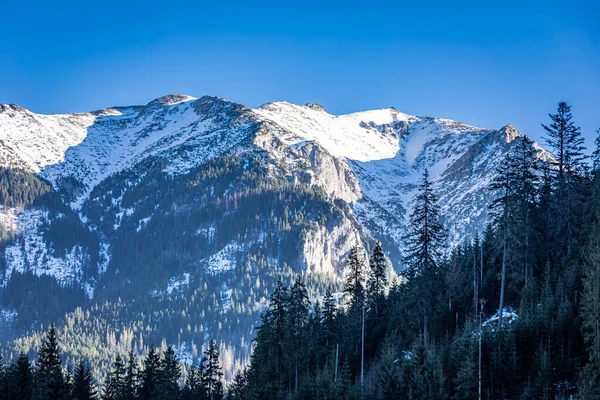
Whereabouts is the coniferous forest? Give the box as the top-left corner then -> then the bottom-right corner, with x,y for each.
0,323 -> 225,400
231,103 -> 600,399
2,102 -> 600,400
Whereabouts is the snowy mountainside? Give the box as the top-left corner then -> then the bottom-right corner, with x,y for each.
0,95 -> 551,371
254,102 -> 551,249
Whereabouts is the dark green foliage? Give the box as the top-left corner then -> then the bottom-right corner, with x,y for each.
0,167 -> 52,209
236,102 -> 600,398
6,352 -> 34,399
183,365 -> 205,400
35,323 -> 67,400
73,360 -> 98,400
202,340 -> 223,400
0,327 -> 224,399
158,346 -> 181,399
139,346 -> 160,400
102,355 -> 125,400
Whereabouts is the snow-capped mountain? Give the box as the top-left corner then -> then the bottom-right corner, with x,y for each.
0,95 -> 550,372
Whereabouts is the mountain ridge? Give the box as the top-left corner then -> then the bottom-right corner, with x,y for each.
0,94 -> 553,377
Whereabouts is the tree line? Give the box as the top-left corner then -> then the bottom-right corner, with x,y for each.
0,323 -> 225,400
232,102 -> 600,399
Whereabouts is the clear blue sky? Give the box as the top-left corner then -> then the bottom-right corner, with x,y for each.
1,0 -> 598,145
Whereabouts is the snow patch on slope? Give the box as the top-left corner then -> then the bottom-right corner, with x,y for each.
2,209 -> 88,287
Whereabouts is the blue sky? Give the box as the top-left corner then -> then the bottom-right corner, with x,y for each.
1,0 -> 598,145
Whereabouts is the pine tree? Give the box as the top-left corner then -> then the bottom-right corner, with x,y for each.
343,245 -> 367,308
226,368 -> 248,400
183,365 -> 205,400
102,355 -> 125,400
158,346 -> 181,399
593,128 -> 600,172
287,277 -> 310,392
72,360 -> 97,400
8,352 -> 33,400
322,286 -> 337,349
368,241 -> 388,316
542,101 -> 586,256
35,323 -> 66,400
122,351 -> 138,400
404,169 -> 447,344
202,340 -> 223,400
139,345 -> 161,400
376,337 -> 403,399
579,176 -> 600,397
489,152 -> 518,328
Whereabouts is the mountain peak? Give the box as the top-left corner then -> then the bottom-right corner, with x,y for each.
498,123 -> 523,143
304,102 -> 325,111
0,104 -> 27,114
145,94 -> 197,108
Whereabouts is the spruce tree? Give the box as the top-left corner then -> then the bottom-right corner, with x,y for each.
542,101 -> 586,256
489,152 -> 518,327
579,176 -> 600,397
35,323 -> 66,400
226,368 -> 247,400
322,286 -> 337,349
404,169 -> 447,344
343,245 -> 366,308
368,241 -> 388,315
123,351 -> 138,400
183,365 -> 205,399
102,355 -> 125,400
202,340 -> 223,400
9,352 -> 33,400
593,128 -> 600,172
139,345 -> 161,400
158,346 -> 181,399
287,277 -> 310,392
376,337 -> 403,399
72,360 -> 97,400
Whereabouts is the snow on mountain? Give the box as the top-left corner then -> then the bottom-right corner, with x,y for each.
254,101 -> 550,250
0,95 -> 551,293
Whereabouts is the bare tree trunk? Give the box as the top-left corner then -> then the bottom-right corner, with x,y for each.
361,305 -> 365,388
334,343 -> 339,383
474,243 -> 478,320
498,235 -> 507,328
479,299 -> 486,400
424,313 -> 429,346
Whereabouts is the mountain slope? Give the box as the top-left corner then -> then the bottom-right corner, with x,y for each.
0,94 -> 551,378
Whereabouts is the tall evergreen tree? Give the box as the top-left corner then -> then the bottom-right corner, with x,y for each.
158,346 -> 181,399
368,241 -> 388,315
287,277 -> 310,391
8,352 -> 33,400
102,355 -> 125,400
139,345 -> 161,400
202,340 -> 223,400
579,174 -> 600,397
542,101 -> 586,256
592,128 -> 600,173
183,365 -> 205,400
122,351 -> 138,400
35,323 -> 66,400
404,169 -> 447,344
489,152 -> 518,328
72,360 -> 98,400
343,245 -> 367,308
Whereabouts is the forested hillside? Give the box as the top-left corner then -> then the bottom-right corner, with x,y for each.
0,323 -> 226,400
0,98 -> 598,399
233,103 -> 600,399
